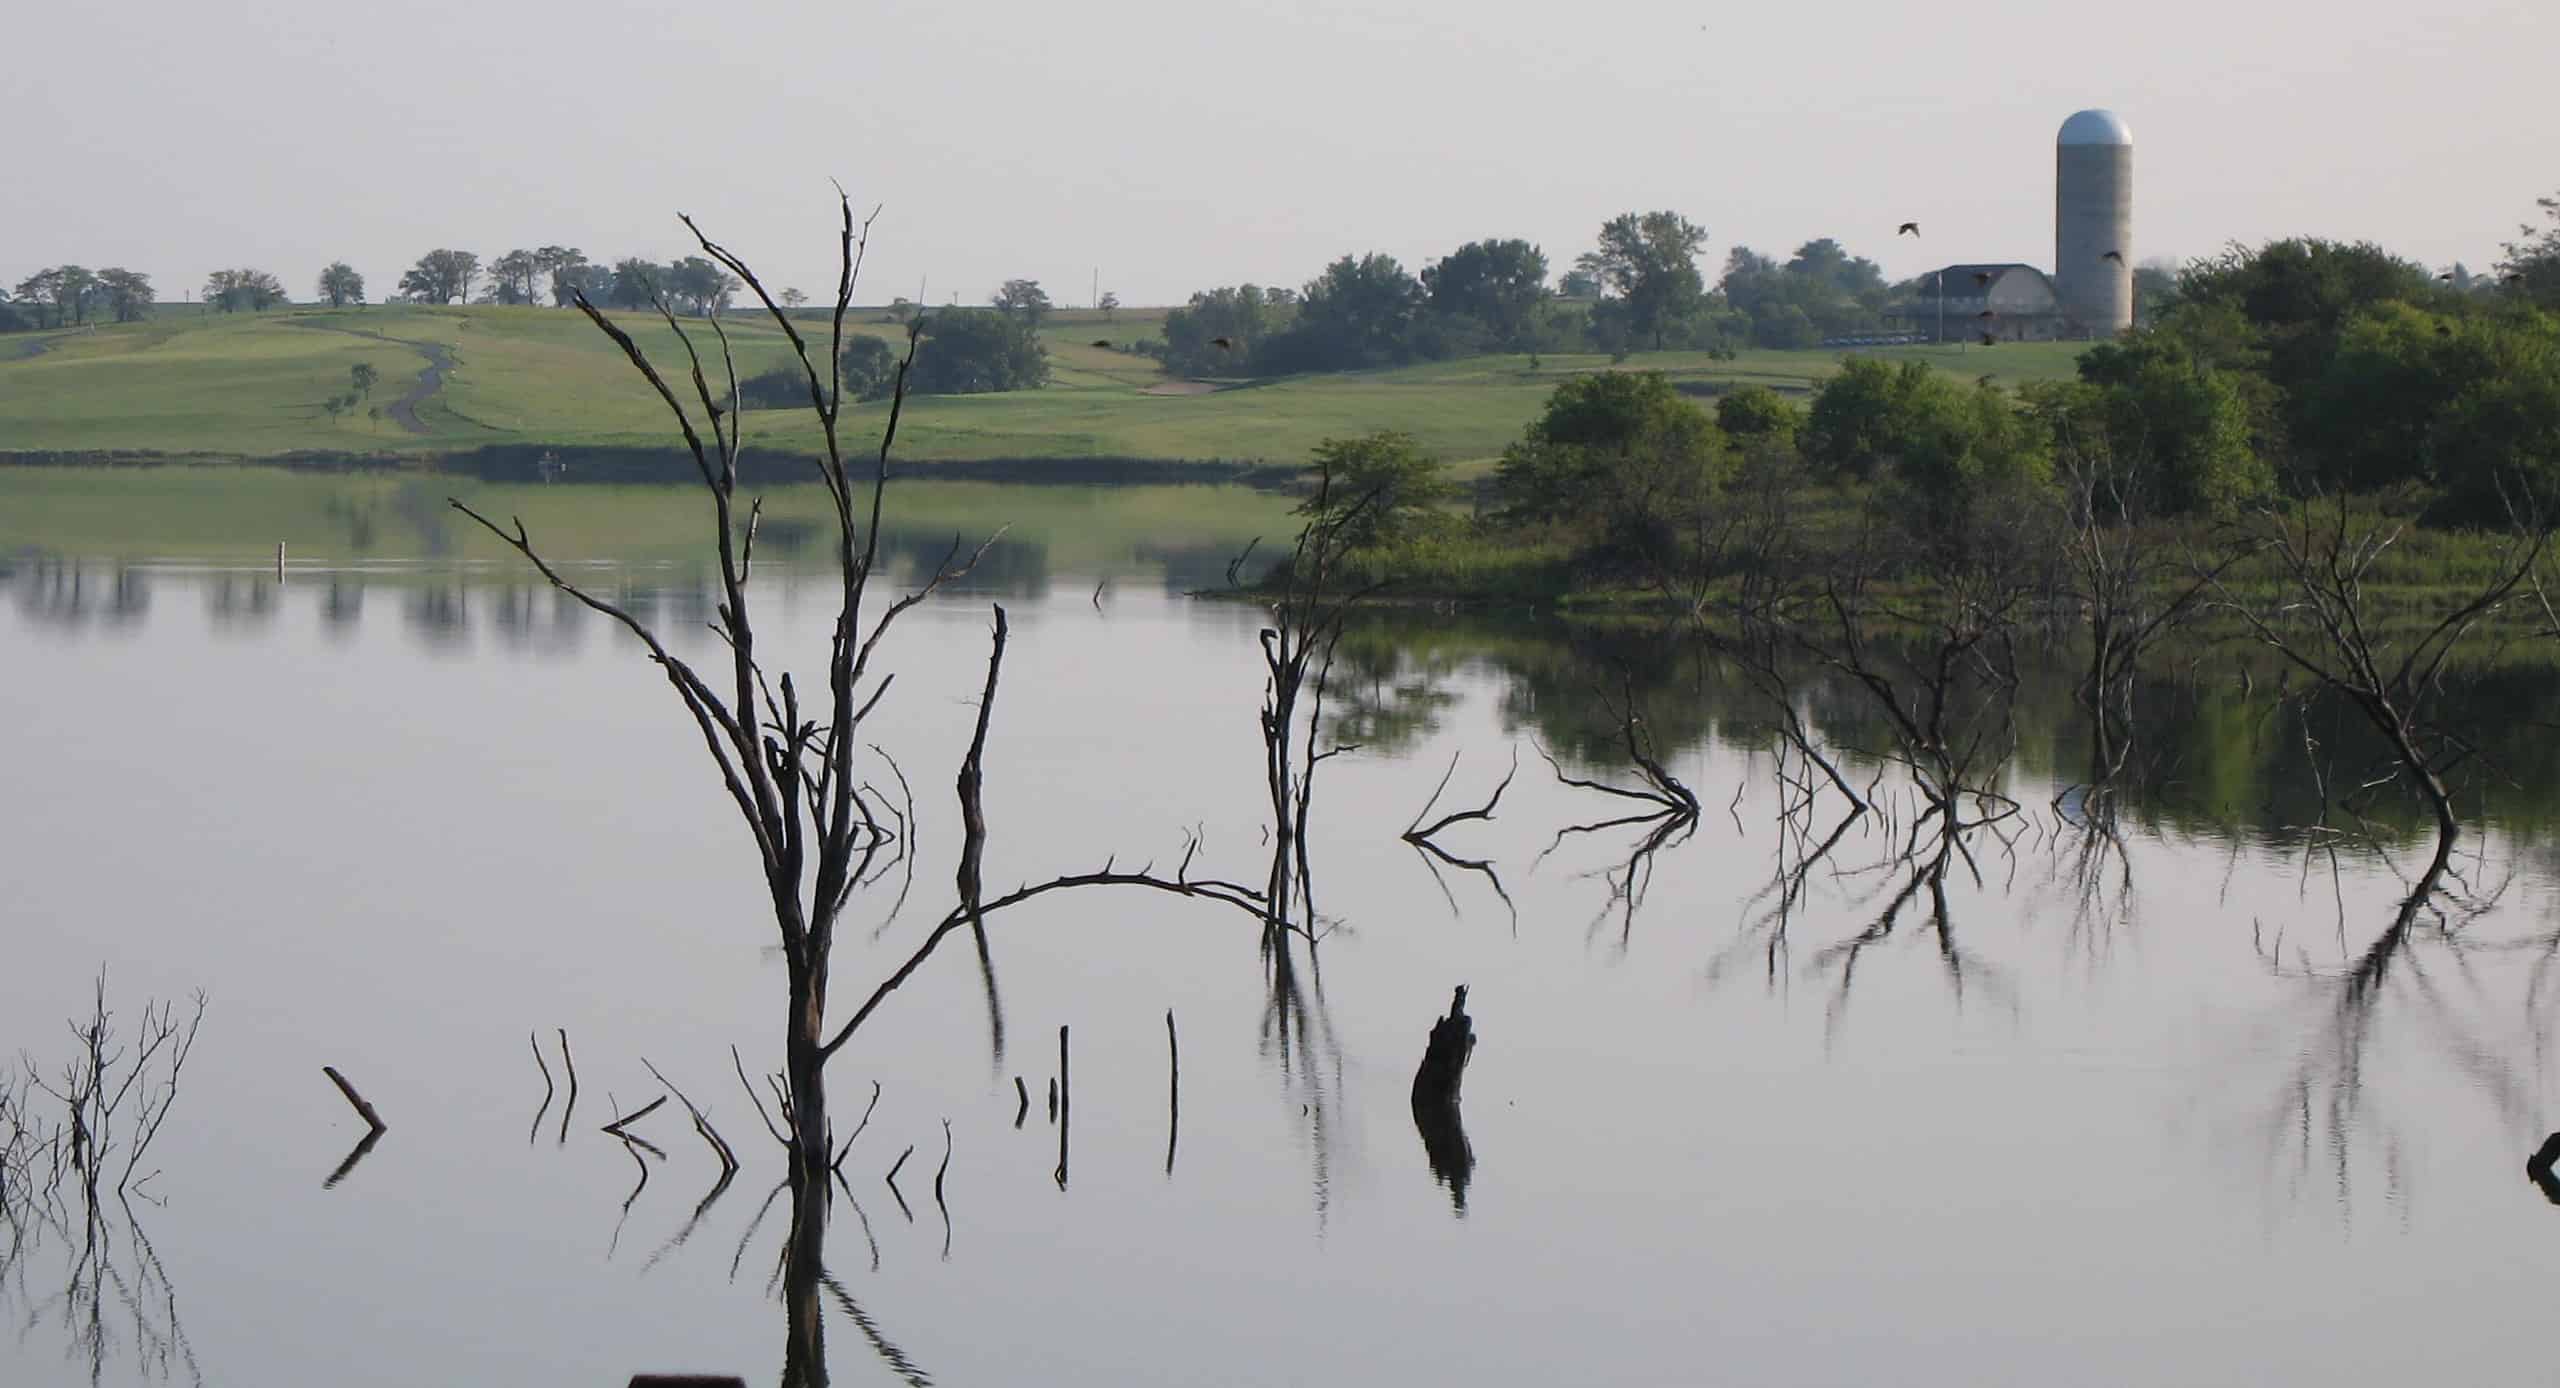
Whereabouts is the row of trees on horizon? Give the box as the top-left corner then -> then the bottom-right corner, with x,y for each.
1292,214 -> 2560,630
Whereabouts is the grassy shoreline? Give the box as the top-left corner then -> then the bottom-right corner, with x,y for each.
0,303 -> 2084,468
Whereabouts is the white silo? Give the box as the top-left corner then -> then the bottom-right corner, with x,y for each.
2055,109 -> 2133,336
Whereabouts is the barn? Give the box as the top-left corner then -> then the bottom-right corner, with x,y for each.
1886,264 -> 2070,342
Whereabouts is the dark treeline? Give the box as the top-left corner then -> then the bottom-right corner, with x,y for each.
1148,193 -> 2560,380
1284,204 -> 2560,619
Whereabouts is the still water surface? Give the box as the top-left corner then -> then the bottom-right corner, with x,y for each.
6,485 -> 2560,1386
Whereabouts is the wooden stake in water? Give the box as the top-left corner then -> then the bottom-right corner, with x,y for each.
275,542 -> 285,581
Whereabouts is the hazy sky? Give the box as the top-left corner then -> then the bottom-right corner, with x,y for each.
9,0 -> 2554,307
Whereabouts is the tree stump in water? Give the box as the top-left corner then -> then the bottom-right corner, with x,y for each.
1411,986 -> 1477,1211
1412,985 -> 1475,1110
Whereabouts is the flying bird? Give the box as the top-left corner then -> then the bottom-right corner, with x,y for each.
1211,337 -> 1236,350
1898,222 -> 1920,237
2101,250 -> 2126,265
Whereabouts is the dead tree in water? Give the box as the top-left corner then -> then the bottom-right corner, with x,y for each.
2043,392 -> 2230,782
456,201 -> 1266,1196
1250,460 -> 1390,949
2214,492 -> 2550,884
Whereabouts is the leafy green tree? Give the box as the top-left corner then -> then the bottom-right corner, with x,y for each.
534,247 -> 585,305
350,362 -> 380,400
2497,191 -> 2560,309
1160,284 -> 1282,375
1576,211 -> 1710,352
398,249 -> 479,305
1422,239 -> 1552,351
95,268 -> 153,323
780,287 -> 809,308
204,268 -> 287,312
2302,304 -> 2560,517
1714,384 -> 1804,443
1720,241 -> 1886,346
991,278 -> 1052,327
1261,253 -> 1425,372
1802,357 -> 1934,479
1805,359 -> 2051,533
2169,237 -> 2446,476
1888,376 -> 2053,539
909,309 -> 1048,394
551,260 -> 608,306
1494,371 -> 1732,562
57,266 -> 99,324
1098,290 -> 1120,322
1557,268 -> 1600,299
2064,337 -> 2268,514
1784,238 -> 1887,298
842,335 -> 898,400
1293,431 -> 1455,549
11,270 -> 64,328
486,249 -> 540,305
317,261 -> 366,308
662,256 -> 739,315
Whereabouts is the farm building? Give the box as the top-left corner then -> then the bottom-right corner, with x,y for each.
1886,264 -> 2070,342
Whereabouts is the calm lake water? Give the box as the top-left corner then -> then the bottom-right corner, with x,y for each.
7,478 -> 2560,1386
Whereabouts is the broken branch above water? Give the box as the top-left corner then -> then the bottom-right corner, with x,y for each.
321,1066 -> 386,1135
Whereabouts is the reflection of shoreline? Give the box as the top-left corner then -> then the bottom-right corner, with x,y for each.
17,559 -> 2560,850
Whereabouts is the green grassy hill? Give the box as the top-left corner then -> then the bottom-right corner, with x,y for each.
0,302 -> 2091,468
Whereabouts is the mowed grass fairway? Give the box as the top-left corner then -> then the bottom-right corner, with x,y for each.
0,302 -> 2092,466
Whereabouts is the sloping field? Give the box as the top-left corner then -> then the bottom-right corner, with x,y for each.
0,303 -> 2089,466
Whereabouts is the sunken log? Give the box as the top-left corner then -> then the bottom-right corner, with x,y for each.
1411,985 -> 1475,1111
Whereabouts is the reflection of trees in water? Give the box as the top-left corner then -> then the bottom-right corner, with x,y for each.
487,585 -> 590,654
203,572 -> 277,630
1323,629 -> 1466,755
1133,539 -> 1273,594
2220,848 -> 2552,1223
319,579 -> 364,635
876,529 -> 1051,599
402,584 -> 470,651
6,558 -> 151,631
1333,611 -> 2560,851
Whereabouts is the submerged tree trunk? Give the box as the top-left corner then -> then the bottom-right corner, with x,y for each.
779,1170 -> 830,1387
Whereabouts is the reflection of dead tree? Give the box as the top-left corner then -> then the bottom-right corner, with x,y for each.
1250,462 -> 1391,951
1535,681 -> 1701,946
2238,855 -> 2521,1221
2,979 -> 208,1386
1804,810 -> 2019,1043
2214,492 -> 2549,885
2051,782 -> 2137,950
1400,747 -> 1519,929
2046,399 -> 2232,782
